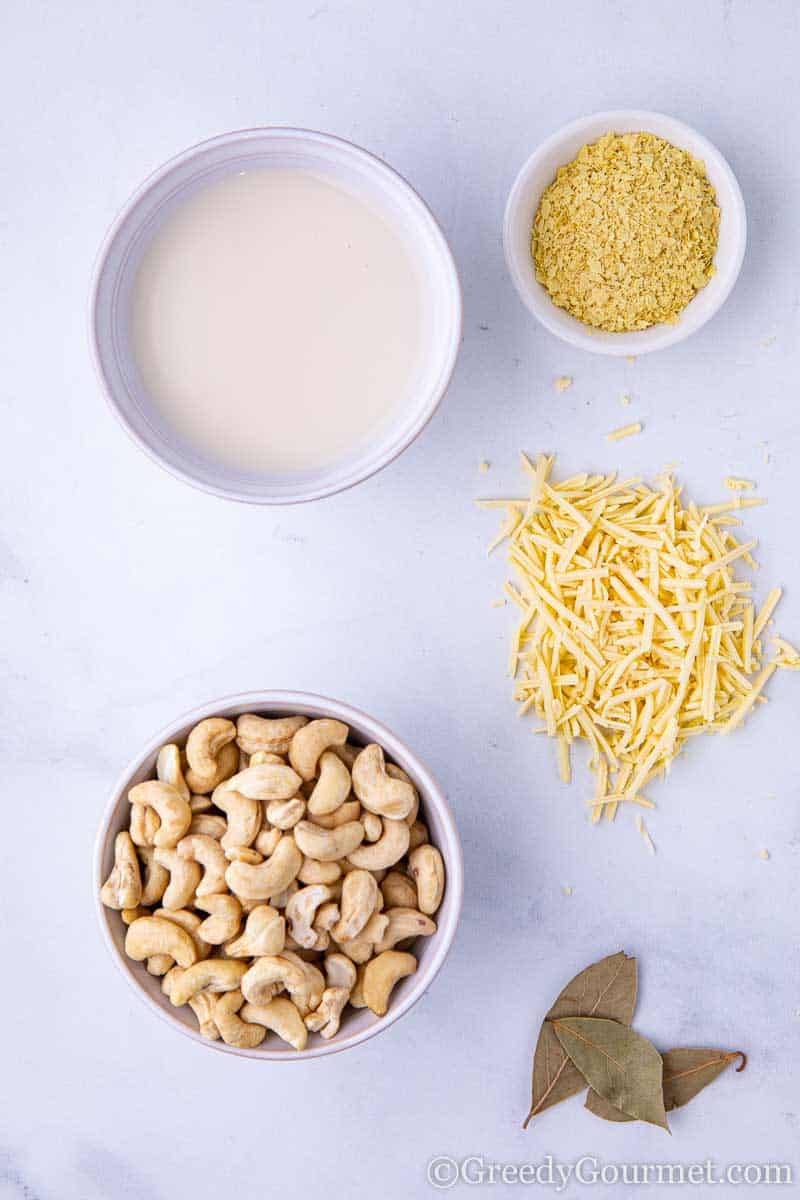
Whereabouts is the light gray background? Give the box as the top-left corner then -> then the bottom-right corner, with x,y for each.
2,1 -> 799,1196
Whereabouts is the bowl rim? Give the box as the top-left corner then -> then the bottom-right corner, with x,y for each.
502,108 -> 747,356
93,688 -> 464,1060
89,126 -> 463,505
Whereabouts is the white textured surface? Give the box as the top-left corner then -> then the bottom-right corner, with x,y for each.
2,1 -> 799,1196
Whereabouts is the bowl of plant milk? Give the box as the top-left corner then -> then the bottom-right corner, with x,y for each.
91,128 -> 462,503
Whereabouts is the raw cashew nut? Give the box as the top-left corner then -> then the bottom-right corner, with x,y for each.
189,813 -> 227,840
269,879 -> 298,910
408,821 -> 429,851
100,832 -> 142,910
177,834 -> 227,896
121,906 -> 149,925
189,794 -> 213,813
153,848 -> 202,910
293,819 -> 364,863
374,907 -> 436,954
185,717 -> 237,780
161,965 -> 184,999
362,812 -> 383,842
313,901 -> 340,936
305,987 -> 350,1039
128,781 -> 192,849
137,847 -> 169,906
281,951 -> 325,1015
310,799 -> 361,829
336,912 -> 390,964
408,845 -> 445,915
152,907 -> 211,960
156,744 -> 190,802
169,958 -> 247,1007
298,857 -> 342,885
381,871 -> 418,910
225,905 -> 285,958
352,745 -> 416,820
125,916 -> 198,968
362,950 -> 417,1016
289,719 -> 349,781
185,741 -> 239,795
187,989 -> 219,1040
145,953 -> 174,978
236,713 -> 308,757
222,763 -> 302,802
213,989 -> 266,1049
226,847 -> 263,865
332,870 -> 380,943
241,954 -> 307,1005
347,818 -> 410,871
307,751 -> 351,817
349,963 -> 368,1008
386,763 -> 420,826
324,952 -> 357,992
330,743 -> 361,770
240,997 -> 307,1050
211,787 -> 261,852
255,826 -> 282,858
194,893 -> 242,944
130,802 -> 160,846
225,835 -> 302,901
285,885 -> 333,949
265,796 -> 305,830
285,931 -> 328,953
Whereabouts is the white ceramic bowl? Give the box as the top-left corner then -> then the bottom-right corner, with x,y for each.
90,128 -> 462,504
503,110 -> 747,356
94,690 -> 464,1060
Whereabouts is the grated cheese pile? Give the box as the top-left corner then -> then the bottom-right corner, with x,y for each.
482,454 -> 799,824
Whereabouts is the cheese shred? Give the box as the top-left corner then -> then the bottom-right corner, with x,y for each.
607,422 -> 643,442
484,455 -> 796,828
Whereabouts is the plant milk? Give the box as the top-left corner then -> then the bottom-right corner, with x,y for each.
130,167 -> 425,474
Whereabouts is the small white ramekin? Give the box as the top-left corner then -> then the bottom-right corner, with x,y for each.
90,128 -> 462,504
503,110 -> 747,356
94,690 -> 464,1060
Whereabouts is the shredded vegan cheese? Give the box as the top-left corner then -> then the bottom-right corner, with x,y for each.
607,422 -> 643,442
481,455 -> 797,827
636,813 -> 657,855
725,476 -> 755,491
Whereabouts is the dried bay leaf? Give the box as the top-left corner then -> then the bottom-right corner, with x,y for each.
586,1047 -> 747,1122
585,1087 -> 636,1122
553,1017 -> 669,1131
662,1047 -> 747,1111
523,951 -> 637,1128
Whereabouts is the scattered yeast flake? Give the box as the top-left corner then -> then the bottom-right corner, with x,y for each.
487,453 -> 797,829
479,459 -> 491,473
758,848 -> 770,861
555,376 -> 573,393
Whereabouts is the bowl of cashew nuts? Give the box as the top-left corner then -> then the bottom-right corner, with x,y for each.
94,690 -> 463,1059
